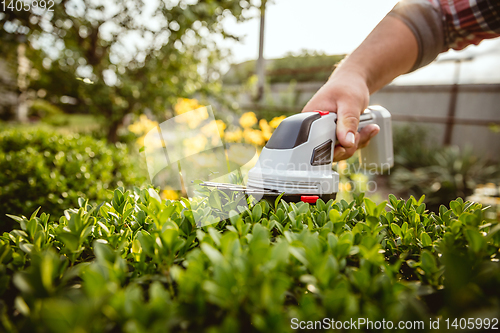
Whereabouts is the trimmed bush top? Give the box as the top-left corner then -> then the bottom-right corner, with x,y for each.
0,128 -> 145,232
1,188 -> 499,332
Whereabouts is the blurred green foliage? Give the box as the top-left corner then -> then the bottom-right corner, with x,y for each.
0,187 -> 499,332
390,125 -> 500,211
223,50 -> 345,85
1,0 -> 257,141
0,128 -> 146,233
392,125 -> 438,169
28,100 -> 63,120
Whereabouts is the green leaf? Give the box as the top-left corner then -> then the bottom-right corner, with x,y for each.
27,218 -> 37,238
459,212 -> 479,227
316,199 -> 326,212
420,232 -> 432,247
366,216 -> 379,229
208,191 -> 222,211
30,207 -> 41,220
329,209 -> 341,223
58,233 -> 80,253
274,193 -> 285,212
161,228 -> 180,250
376,201 -> 387,216
201,243 -> 225,265
78,197 -> 86,208
439,204 -> 448,216
416,203 -> 426,215
316,211 -> 327,227
138,231 -> 155,256
364,198 -> 377,216
148,188 -> 162,204
450,200 -> 463,216
6,214 -> 23,224
41,254 -> 55,292
271,241 -> 288,263
131,239 -> 142,254
207,228 -> 221,247
14,296 -> 30,316
93,241 -> 115,264
297,202 -> 309,215
391,223 -> 402,238
420,250 -> 437,272
252,204 -> 262,223
289,246 -> 308,266
464,228 -> 486,253
388,194 -> 398,208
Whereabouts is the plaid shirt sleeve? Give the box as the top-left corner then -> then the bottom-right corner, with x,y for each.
389,0 -> 500,71
438,0 -> 500,50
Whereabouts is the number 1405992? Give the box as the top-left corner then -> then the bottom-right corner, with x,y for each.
1,0 -> 54,12
445,318 -> 498,330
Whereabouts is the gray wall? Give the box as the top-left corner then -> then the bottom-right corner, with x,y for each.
371,85 -> 500,160
231,82 -> 500,160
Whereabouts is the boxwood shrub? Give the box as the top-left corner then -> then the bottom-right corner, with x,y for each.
0,128 -> 146,232
1,188 -> 499,332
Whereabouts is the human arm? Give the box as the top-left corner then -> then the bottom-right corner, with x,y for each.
302,15 -> 419,161
303,0 -> 500,161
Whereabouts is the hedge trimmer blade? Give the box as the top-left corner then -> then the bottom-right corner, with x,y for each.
199,181 -> 281,196
199,182 -> 335,203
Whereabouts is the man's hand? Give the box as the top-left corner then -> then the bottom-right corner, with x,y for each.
302,70 -> 380,162
301,15 -> 418,162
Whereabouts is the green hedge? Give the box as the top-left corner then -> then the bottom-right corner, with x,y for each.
1,188 -> 499,332
0,128 -> 145,232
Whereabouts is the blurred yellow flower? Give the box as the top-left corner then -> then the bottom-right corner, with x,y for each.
259,119 -> 273,141
176,106 -> 209,129
224,128 -> 243,142
128,114 -> 158,135
269,115 -> 286,128
351,173 -> 368,192
239,112 -> 258,128
174,98 -> 201,115
184,134 -> 208,156
201,123 -> 216,137
128,114 -> 159,147
339,182 -> 352,192
201,120 -> 226,146
243,128 -> 265,146
136,136 -> 146,147
202,120 -> 226,137
351,173 -> 368,184
215,119 -> 227,135
337,160 -> 348,174
161,187 -> 179,200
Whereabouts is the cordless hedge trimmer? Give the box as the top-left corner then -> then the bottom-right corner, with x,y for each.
201,106 -> 393,204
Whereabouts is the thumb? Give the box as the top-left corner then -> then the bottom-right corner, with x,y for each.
336,102 -> 363,149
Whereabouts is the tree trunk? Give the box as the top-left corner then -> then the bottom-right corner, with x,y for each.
107,119 -> 122,143
17,44 -> 29,123
255,0 -> 266,103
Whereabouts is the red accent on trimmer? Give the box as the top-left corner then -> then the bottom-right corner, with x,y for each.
311,110 -> 330,116
301,195 -> 319,203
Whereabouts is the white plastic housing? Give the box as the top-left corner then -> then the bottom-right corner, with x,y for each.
247,113 -> 339,195
358,106 -> 394,171
247,106 -> 393,194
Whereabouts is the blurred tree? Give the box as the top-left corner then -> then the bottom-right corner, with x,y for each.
223,50 -> 345,85
0,0 -> 257,141
0,58 -> 17,120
